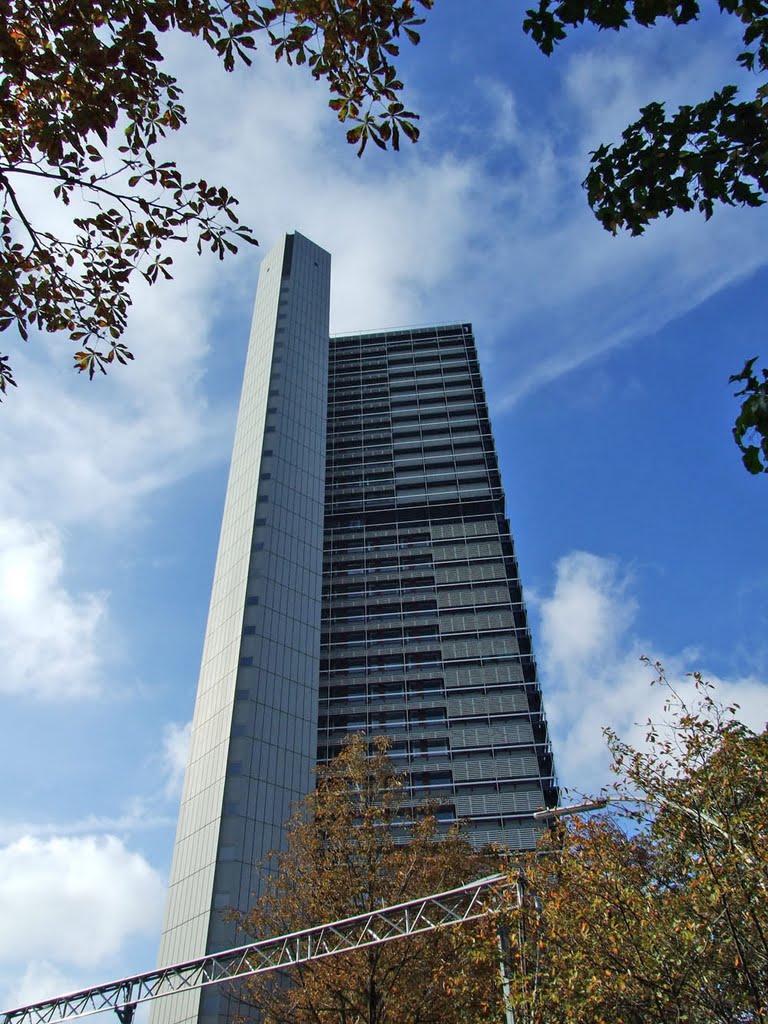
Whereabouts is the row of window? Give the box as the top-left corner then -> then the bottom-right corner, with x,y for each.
324,604 -> 523,631
325,536 -> 433,554
328,479 -> 494,503
330,460 -> 490,484
330,338 -> 470,361
329,363 -> 475,394
329,380 -> 479,407
328,441 -> 487,472
323,517 -> 502,550
329,398 -> 481,425
322,610 -> 517,645
330,332 -> 471,359
327,424 -> 490,450
325,537 -> 504,567
320,637 -> 523,674
321,626 -> 523,653
321,658 -> 538,687
320,707 -> 448,730
323,571 -> 507,598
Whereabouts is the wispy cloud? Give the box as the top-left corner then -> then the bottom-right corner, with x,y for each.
0,809 -> 178,847
0,13 -> 762,1018
160,721 -> 192,800
0,717 -> 193,1009
2,959 -> 81,1010
0,715 -> 194,845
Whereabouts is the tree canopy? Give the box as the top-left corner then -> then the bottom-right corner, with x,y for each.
499,663 -> 768,1024
233,735 -> 503,1024
0,0 -> 428,395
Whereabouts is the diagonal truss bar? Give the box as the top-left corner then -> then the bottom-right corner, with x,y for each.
2,873 -> 507,1024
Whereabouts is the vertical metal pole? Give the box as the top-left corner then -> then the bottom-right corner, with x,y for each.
497,873 -> 525,1024
497,925 -> 515,1024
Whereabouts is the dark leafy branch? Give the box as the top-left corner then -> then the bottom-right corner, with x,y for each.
583,87 -> 768,237
522,0 -> 768,474
0,0 -> 431,394
730,357 -> 768,473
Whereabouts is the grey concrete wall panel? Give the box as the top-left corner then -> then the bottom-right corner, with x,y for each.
151,233 -> 330,1024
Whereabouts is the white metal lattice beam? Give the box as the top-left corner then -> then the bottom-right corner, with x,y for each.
1,873 -> 507,1024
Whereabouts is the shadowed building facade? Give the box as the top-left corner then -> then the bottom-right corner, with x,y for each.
151,233 -> 556,1024
319,322 -> 555,848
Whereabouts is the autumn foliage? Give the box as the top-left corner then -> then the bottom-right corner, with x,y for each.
499,662 -> 768,1024
233,736 -> 503,1024
226,669 -> 767,1024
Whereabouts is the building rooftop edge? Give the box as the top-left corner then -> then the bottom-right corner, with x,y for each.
331,321 -> 472,340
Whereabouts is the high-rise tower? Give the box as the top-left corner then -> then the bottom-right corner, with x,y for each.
320,323 -> 555,849
152,233 -> 556,1024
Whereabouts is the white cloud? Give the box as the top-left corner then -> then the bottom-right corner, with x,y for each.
0,519 -> 107,699
203,48 -> 766,417
167,48 -> 481,334
0,251 -> 234,531
0,14 -> 763,1014
161,721 -> 192,800
534,551 -> 768,792
0,835 -> 164,970
2,960 -> 81,1009
479,78 -> 520,146
563,22 -> 749,155
0,50 -> 478,534
538,552 -> 636,670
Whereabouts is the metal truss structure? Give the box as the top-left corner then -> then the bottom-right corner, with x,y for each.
2,873 -> 507,1024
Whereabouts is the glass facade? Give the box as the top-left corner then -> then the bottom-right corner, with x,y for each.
152,235 -> 557,1024
320,324 -> 556,849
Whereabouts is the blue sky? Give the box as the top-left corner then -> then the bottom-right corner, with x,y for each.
0,0 -> 766,1013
